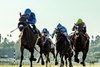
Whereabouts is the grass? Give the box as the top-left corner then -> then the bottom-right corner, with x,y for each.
0,65 -> 100,67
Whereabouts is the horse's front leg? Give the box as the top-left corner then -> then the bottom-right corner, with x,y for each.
81,51 -> 87,66
74,51 -> 79,63
39,53 -> 45,65
55,52 -> 58,65
68,56 -> 73,67
51,48 -> 56,59
60,54 -> 64,67
41,54 -> 45,65
65,55 -> 68,67
30,52 -> 33,67
46,54 -> 50,67
19,46 -> 24,67
36,51 -> 44,65
37,54 -> 41,63
30,49 -> 37,67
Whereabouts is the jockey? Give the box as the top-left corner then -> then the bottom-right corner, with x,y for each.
72,18 -> 90,49
73,18 -> 89,39
42,28 -> 54,48
52,23 -> 71,46
52,23 -> 68,38
42,28 -> 50,40
24,8 -> 38,34
75,18 -> 86,34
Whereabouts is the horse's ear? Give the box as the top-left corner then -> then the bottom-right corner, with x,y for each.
19,12 -> 22,17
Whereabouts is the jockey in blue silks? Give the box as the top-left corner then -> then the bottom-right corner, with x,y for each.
24,8 -> 38,34
42,28 -> 50,39
42,28 -> 54,48
52,23 -> 68,38
52,23 -> 71,46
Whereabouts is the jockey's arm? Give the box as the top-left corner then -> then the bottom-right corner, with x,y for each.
83,27 -> 86,33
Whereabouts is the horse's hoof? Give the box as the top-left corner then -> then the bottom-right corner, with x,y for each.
80,62 -> 86,66
19,65 -> 22,67
41,61 -> 45,65
32,58 -> 37,61
60,63 -> 64,67
69,65 -> 73,67
55,61 -> 58,65
37,61 -> 39,63
74,59 -> 79,63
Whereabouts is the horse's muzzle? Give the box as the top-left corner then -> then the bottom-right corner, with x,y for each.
18,24 -> 24,31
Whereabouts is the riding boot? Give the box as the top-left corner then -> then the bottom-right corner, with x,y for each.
85,33 -> 90,40
32,25 -> 38,34
66,36 -> 72,47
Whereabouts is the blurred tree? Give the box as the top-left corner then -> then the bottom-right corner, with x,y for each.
0,34 -> 1,43
95,35 -> 100,44
94,52 -> 100,59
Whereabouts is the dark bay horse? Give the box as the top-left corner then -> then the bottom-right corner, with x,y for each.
71,25 -> 89,66
18,14 -> 39,67
37,36 -> 55,67
55,28 -> 73,67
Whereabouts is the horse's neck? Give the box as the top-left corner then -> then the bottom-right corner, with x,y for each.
23,27 -> 34,38
77,34 -> 86,43
56,34 -> 60,40
57,33 -> 61,37
56,33 -> 65,42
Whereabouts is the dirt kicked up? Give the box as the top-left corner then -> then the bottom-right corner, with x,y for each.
0,65 -> 100,67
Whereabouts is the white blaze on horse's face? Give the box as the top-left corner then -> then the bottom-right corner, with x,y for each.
74,25 -> 79,34
29,24 -> 33,28
19,24 -> 24,31
19,24 -> 23,28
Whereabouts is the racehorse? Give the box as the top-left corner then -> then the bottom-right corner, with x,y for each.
55,28 -> 73,67
71,25 -> 89,66
18,14 -> 39,67
37,36 -> 55,67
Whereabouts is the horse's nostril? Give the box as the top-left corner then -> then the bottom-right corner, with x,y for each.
19,27 -> 23,31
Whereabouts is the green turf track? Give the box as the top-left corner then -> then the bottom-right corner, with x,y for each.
0,65 -> 100,67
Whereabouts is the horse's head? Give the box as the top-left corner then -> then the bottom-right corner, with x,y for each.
55,28 -> 63,41
18,15 -> 28,31
55,28 -> 62,35
72,24 -> 79,34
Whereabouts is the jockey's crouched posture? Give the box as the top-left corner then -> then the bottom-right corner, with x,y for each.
72,18 -> 90,49
42,28 -> 54,49
24,8 -> 38,34
52,23 -> 72,47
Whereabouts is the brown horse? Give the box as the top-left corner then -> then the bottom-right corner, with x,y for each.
71,25 -> 89,66
18,14 -> 39,67
37,36 -> 55,67
55,28 -> 73,67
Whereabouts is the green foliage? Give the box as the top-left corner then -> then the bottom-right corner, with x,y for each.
94,52 -> 100,58
89,35 -> 100,60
